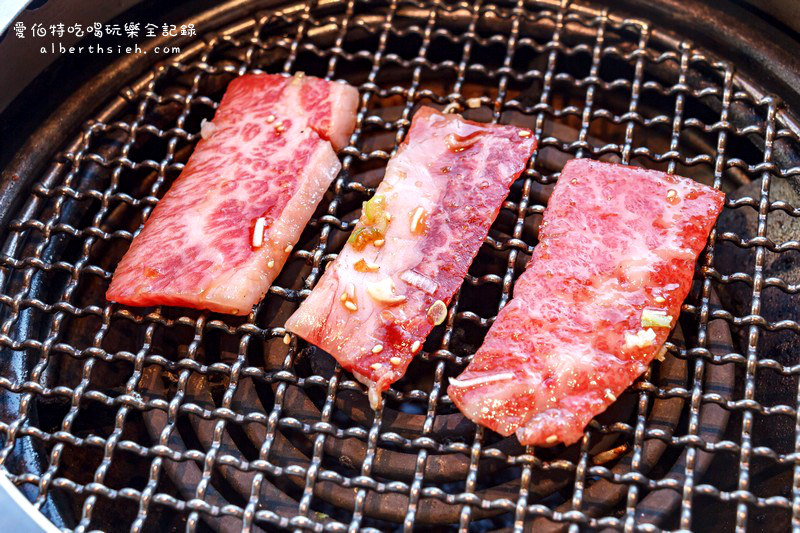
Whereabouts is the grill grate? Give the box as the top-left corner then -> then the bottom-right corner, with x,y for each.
1,0 -> 799,530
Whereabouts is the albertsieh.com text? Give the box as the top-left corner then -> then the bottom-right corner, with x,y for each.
40,42 -> 181,54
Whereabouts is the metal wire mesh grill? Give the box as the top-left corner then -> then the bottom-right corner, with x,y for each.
1,0 -> 799,530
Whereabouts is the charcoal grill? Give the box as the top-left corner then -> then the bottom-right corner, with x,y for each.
1,0 -> 799,530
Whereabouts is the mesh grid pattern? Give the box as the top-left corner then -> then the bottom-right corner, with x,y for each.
0,0 -> 799,530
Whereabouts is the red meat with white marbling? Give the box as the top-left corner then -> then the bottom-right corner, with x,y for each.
285,106 -> 536,406
107,73 -> 358,314
448,159 -> 725,446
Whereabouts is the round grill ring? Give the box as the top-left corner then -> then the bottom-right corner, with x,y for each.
0,0 -> 798,531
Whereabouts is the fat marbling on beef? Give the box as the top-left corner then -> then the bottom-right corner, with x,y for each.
106,73 -> 359,314
285,106 -> 536,407
448,159 -> 725,446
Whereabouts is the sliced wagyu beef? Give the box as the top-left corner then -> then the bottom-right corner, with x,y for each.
285,106 -> 537,407
106,73 -> 359,314
448,159 -> 725,446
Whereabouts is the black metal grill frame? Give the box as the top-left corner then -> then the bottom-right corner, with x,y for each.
0,0 -> 799,531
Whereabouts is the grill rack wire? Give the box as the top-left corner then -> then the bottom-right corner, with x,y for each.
0,0 -> 799,531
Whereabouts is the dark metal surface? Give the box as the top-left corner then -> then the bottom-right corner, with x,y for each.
0,0 -> 797,531
0,0 -> 141,114
604,0 -> 800,113
735,0 -> 800,37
